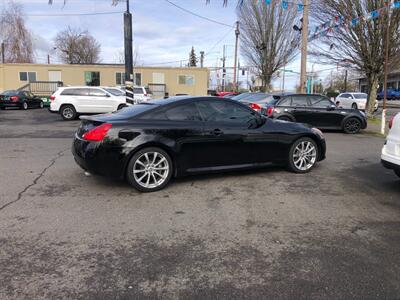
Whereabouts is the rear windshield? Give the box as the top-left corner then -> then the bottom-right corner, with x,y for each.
1,90 -> 18,96
104,88 -> 124,96
245,93 -> 269,101
353,93 -> 367,99
113,103 -> 159,118
231,93 -> 252,101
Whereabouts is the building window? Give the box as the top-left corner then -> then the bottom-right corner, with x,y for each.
116,72 -> 125,85
19,72 -> 36,82
84,71 -> 100,86
178,75 -> 194,86
135,73 -> 142,86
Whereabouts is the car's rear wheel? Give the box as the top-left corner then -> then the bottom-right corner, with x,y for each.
352,103 -> 358,109
394,169 -> 400,178
117,104 -> 126,110
343,117 -> 361,134
278,116 -> 292,122
39,101 -> 44,108
21,102 -> 28,110
60,105 -> 77,121
287,137 -> 318,173
126,147 -> 173,192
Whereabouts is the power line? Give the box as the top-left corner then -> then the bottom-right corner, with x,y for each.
164,0 -> 234,28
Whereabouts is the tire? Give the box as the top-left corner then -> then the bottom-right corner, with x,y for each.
395,169 -> 400,178
60,105 -> 77,121
117,104 -> 126,110
21,102 -> 28,110
278,116 -> 292,122
287,137 -> 318,173
352,103 -> 358,109
39,101 -> 44,108
343,117 -> 362,134
126,147 -> 173,192
0,107 -> 5,110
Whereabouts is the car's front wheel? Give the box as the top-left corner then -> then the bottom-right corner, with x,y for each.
287,137 -> 318,173
343,117 -> 362,134
60,105 -> 77,121
21,102 -> 28,110
126,147 -> 173,192
352,103 -> 358,109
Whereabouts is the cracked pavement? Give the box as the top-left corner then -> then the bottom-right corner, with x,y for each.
1,108 -> 400,299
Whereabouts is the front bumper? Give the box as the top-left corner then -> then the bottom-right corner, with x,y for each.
72,135 -> 127,179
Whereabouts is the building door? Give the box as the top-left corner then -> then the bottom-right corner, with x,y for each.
48,70 -> 62,82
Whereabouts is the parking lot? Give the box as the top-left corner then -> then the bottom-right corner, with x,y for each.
1,108 -> 400,299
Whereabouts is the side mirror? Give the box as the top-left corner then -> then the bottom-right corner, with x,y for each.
105,94 -> 111,97
327,105 -> 336,111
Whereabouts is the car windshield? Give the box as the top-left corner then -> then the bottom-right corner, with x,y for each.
353,93 -> 367,99
231,93 -> 252,100
1,90 -> 17,96
104,88 -> 124,96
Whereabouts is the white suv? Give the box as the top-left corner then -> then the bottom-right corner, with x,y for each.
133,86 -> 152,103
381,113 -> 400,178
336,92 -> 378,111
50,86 -> 128,120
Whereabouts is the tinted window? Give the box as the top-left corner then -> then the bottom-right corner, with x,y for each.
116,103 -> 159,118
246,93 -> 269,101
104,88 -> 124,96
231,93 -> 252,101
309,96 -> 333,107
90,89 -> 108,97
61,88 -> 89,96
291,95 -> 308,107
196,100 -> 255,124
163,103 -> 202,121
133,88 -> 143,94
2,90 -> 17,96
277,97 -> 291,106
353,93 -> 367,99
341,93 -> 351,98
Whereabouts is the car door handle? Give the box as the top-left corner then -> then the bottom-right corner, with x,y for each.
211,129 -> 223,136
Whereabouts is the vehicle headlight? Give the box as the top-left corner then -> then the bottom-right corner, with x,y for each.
311,127 -> 324,139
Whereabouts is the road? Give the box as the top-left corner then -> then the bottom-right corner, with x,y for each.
1,108 -> 400,300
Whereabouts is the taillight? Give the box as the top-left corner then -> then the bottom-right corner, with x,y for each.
144,93 -> 147,97
82,123 -> 112,141
50,95 -> 56,101
250,103 -> 261,111
10,96 -> 19,101
389,116 -> 394,129
267,106 -> 274,116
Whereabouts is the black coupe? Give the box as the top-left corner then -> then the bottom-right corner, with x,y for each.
269,94 -> 367,134
72,96 -> 326,192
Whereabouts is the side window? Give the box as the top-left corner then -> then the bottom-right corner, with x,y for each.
164,103 -> 202,121
133,88 -> 143,94
309,96 -> 333,108
196,100 -> 255,124
277,97 -> 291,106
341,93 -> 350,98
61,88 -> 89,96
90,89 -> 108,97
291,96 -> 308,107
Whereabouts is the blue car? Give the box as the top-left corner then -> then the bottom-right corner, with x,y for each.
377,89 -> 400,100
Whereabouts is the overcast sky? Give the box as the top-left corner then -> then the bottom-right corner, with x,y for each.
1,0 -> 342,90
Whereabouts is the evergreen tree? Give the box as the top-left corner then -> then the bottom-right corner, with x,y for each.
189,46 -> 198,67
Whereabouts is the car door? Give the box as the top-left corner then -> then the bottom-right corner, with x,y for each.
290,95 -> 312,123
63,88 -> 91,113
25,91 -> 39,107
196,99 -> 274,167
88,88 -> 114,113
307,95 -> 342,128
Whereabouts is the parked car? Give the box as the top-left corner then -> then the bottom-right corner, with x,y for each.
217,92 -> 239,98
133,86 -> 152,103
0,90 -> 44,110
381,113 -> 400,178
336,92 -> 378,111
269,94 -> 367,134
377,89 -> 400,100
49,86 -> 128,120
222,93 -> 241,99
72,96 -> 326,192
234,93 -> 288,116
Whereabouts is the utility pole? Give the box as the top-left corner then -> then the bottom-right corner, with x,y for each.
344,69 -> 348,92
222,45 -> 226,92
1,42 -> 5,64
282,65 -> 286,93
124,0 -> 134,103
47,54 -> 50,64
237,60 -> 240,89
299,0 -> 309,93
233,21 -> 240,92
382,0 -> 392,134
200,51 -> 205,68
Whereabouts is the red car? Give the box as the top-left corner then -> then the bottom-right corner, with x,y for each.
216,92 -> 239,98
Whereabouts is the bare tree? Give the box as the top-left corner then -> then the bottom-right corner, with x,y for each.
54,27 -> 101,64
311,0 -> 400,115
0,1 -> 34,63
237,1 -> 300,92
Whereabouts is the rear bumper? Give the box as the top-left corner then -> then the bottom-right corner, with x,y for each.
72,135 -> 127,179
0,101 -> 21,108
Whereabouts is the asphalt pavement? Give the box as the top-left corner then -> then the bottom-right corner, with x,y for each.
1,108 -> 400,300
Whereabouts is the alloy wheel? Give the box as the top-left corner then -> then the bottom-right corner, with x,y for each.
39,101 -> 44,108
292,141 -> 317,171
133,151 -> 170,189
344,118 -> 361,134
62,107 -> 74,119
23,102 -> 28,110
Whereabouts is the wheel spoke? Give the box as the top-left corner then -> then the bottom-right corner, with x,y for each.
154,157 -> 166,167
